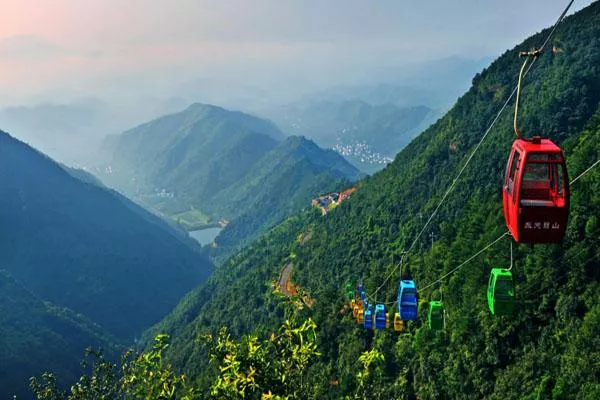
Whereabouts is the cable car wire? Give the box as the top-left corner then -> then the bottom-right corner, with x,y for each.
367,152 -> 600,307
418,155 -> 600,294
419,232 -> 510,292
365,0 -> 576,304
570,158 -> 600,185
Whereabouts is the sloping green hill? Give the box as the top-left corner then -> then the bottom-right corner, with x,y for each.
99,103 -> 283,215
0,130 -> 213,340
99,103 -> 362,253
147,3 -> 600,398
211,136 -> 363,250
0,270 -> 119,400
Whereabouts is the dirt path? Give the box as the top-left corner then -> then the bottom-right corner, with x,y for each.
299,231 -> 313,245
278,262 -> 295,296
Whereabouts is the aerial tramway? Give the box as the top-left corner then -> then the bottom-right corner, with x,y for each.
343,0 -> 600,332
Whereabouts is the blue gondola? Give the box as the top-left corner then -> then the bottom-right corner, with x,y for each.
358,283 -> 367,302
397,280 -> 418,320
375,304 -> 387,330
364,303 -> 374,329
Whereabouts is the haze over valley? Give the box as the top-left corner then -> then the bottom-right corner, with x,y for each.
1,1 -> 599,399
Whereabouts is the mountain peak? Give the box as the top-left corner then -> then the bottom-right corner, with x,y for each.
184,102 -> 226,114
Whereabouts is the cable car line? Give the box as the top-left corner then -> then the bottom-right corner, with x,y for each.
420,232 -> 510,292
418,155 -> 600,293
365,0 -> 576,305
569,158 -> 600,185
360,152 -> 600,311
538,0 -> 576,52
351,0 -> 596,330
508,240 -> 513,271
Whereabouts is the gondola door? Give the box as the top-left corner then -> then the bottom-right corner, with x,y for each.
503,146 -> 522,241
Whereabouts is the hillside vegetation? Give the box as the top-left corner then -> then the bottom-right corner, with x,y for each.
144,3 -> 600,399
30,2 -> 600,399
0,270 -> 120,400
0,130 -> 213,341
99,103 -> 362,255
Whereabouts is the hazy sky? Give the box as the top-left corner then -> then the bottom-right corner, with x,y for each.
0,0 -> 595,107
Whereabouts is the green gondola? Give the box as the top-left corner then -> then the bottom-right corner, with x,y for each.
428,301 -> 444,330
345,282 -> 355,300
487,268 -> 515,315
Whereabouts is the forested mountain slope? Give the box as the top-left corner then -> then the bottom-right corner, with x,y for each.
99,103 -> 282,216
0,270 -> 119,400
149,3 -> 600,398
213,136 -> 362,251
0,130 -> 213,340
99,103 -> 362,253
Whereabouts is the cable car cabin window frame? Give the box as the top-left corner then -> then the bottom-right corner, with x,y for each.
519,153 -> 567,208
494,277 -> 515,300
505,149 -> 521,197
430,307 -> 443,318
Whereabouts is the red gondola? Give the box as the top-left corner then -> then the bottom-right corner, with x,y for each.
503,137 -> 569,243
503,49 -> 570,244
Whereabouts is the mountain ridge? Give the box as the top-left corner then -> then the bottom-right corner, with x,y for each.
99,104 -> 362,254
144,3 -> 600,398
0,129 -> 214,340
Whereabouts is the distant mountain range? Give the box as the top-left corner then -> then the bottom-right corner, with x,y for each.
258,57 -> 491,173
0,99 -> 115,165
0,97 -> 195,166
266,99 -> 439,173
98,103 -> 362,253
295,83 -> 440,109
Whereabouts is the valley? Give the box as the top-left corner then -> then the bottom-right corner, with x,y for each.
97,103 -> 363,259
2,1 -> 599,399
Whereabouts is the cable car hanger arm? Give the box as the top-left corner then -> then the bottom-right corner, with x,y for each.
514,49 -> 543,140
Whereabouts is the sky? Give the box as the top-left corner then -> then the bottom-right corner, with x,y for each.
0,0 -> 595,108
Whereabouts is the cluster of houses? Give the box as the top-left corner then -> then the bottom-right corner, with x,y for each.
155,188 -> 175,198
332,141 -> 393,166
311,187 -> 357,215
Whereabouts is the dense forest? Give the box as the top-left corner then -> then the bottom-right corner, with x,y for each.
28,2 -> 600,399
0,130 -> 213,340
0,130 -> 213,399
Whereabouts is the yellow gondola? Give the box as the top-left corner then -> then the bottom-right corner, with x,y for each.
393,313 -> 404,332
357,309 -> 364,324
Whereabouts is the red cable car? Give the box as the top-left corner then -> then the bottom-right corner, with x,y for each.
502,136 -> 569,244
502,49 -> 570,244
